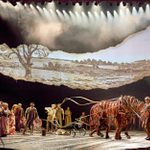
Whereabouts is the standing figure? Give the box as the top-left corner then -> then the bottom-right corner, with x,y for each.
56,104 -> 64,127
79,112 -> 88,129
0,102 -> 10,137
0,101 -> 5,137
65,107 -> 72,125
45,104 -> 56,132
23,102 -> 38,135
18,103 -> 25,130
3,103 -> 10,135
15,103 -> 24,132
8,112 -> 16,135
141,96 -> 150,140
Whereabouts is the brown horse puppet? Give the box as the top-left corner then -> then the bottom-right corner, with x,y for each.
89,95 -> 145,140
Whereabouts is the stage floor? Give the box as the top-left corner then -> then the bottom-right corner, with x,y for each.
0,131 -> 150,150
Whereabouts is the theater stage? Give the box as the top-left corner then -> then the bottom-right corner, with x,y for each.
0,131 -> 150,150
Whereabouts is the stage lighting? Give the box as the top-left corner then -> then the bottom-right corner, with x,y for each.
123,1 -> 126,6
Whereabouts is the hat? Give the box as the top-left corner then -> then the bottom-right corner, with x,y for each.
145,96 -> 150,103
145,96 -> 150,100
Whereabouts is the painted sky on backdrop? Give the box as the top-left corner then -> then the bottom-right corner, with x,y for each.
48,26 -> 150,63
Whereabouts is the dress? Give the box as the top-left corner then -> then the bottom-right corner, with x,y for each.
0,107 -> 10,137
56,107 -> 64,126
9,113 -> 16,135
65,109 -> 72,125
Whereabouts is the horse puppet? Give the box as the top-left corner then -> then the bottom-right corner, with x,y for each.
61,95 -> 148,140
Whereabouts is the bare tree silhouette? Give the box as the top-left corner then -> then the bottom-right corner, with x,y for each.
9,44 -> 49,79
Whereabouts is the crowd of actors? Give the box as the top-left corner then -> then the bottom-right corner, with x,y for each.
1,97 -> 148,137
0,100 -> 88,137
0,101 -> 41,137
45,104 -> 88,132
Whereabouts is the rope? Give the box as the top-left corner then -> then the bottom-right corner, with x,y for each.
60,96 -> 121,118
60,96 -> 123,119
67,96 -> 144,122
60,96 -> 121,109
59,97 -> 123,121
70,96 -> 120,103
70,96 -> 100,103
60,97 -> 97,106
41,118 -> 61,128
41,118 -> 90,128
122,98 -> 142,120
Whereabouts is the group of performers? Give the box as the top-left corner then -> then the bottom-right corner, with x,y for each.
45,104 -> 89,132
0,95 -> 150,140
0,101 -> 40,137
45,104 -> 72,131
0,100 -> 87,137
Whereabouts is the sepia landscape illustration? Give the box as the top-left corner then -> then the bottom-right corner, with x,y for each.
0,26 -> 150,90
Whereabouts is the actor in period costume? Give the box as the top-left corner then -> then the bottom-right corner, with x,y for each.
65,107 -> 72,125
8,112 -> 16,135
23,102 -> 38,134
15,103 -> 24,132
45,104 -> 56,132
141,96 -> 150,140
79,112 -> 88,129
56,104 -> 64,127
0,102 -> 10,137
